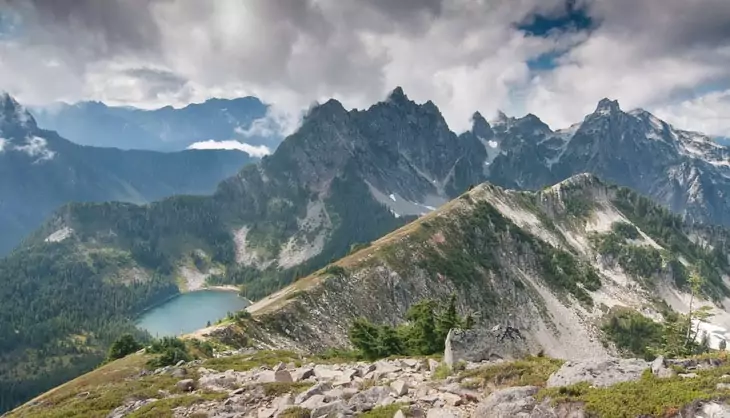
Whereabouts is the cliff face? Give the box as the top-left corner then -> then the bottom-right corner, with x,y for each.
203,174 -> 730,361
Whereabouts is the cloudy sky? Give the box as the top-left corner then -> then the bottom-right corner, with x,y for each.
1,0 -> 730,136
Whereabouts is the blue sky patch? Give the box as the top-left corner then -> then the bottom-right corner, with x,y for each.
518,0 -> 593,37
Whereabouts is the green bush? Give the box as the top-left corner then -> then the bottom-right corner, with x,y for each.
146,337 -> 191,368
107,334 -> 142,361
348,295 -> 471,360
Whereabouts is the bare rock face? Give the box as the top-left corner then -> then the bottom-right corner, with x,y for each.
444,326 -> 533,366
546,358 -> 649,388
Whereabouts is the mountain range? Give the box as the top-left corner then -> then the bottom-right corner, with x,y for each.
31,96 -> 278,151
2,86 -> 730,411
0,93 -> 256,256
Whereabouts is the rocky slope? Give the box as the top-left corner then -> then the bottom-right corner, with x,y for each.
196,174 -> 730,363
10,347 -> 730,417
31,96 -> 276,151
0,93 -> 255,255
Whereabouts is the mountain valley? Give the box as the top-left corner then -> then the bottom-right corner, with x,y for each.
3,87 -> 730,414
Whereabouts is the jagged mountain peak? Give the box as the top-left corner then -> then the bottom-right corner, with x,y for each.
0,92 -> 37,132
471,111 -> 494,138
594,97 -> 621,115
387,86 -> 409,103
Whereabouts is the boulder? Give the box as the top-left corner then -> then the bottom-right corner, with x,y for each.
473,386 -> 538,417
394,410 -> 407,418
348,386 -> 392,412
293,367 -> 315,382
440,392 -> 462,407
314,365 -> 342,380
176,379 -> 196,392
295,383 -> 332,404
546,359 -> 649,388
258,407 -> 277,418
299,394 -> 326,409
391,380 -> 409,396
258,370 -> 293,383
444,326 -> 532,367
311,400 -> 348,417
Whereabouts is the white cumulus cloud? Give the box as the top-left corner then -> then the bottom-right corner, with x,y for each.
187,140 -> 272,158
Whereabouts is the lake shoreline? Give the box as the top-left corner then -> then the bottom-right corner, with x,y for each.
136,289 -> 251,337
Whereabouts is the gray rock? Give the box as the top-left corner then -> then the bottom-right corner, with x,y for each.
176,379 -> 196,392
716,383 -> 730,390
258,407 -> 277,418
274,394 -> 294,410
106,398 -> 158,418
274,362 -> 287,372
679,373 -> 698,379
170,368 -> 187,378
391,380 -> 409,396
311,400 -> 348,417
473,386 -> 538,418
296,383 -> 332,404
314,365 -> 342,380
440,392 -> 462,407
426,408 -> 458,418
293,367 -> 316,382
546,359 -> 649,388
348,386 -> 392,412
300,394 -> 326,409
428,359 -> 440,373
258,370 -> 293,383
444,326 -> 532,366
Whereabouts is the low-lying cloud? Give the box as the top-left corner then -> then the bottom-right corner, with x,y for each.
187,140 -> 272,158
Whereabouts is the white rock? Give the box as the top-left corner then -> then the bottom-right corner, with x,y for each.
428,359 -> 440,373
300,394 -> 326,409
274,362 -> 286,372
394,411 -> 406,418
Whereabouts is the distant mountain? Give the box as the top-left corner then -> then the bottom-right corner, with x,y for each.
31,96 -> 279,151
3,87 -> 730,411
0,93 -> 255,256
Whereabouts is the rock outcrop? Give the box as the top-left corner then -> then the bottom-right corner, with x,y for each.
444,326 -> 534,367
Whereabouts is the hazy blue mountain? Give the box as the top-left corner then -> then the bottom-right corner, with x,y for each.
0,93 -> 255,255
31,96 -> 279,151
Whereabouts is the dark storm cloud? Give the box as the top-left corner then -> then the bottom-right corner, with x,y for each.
5,0 -> 164,55
3,0 -> 730,136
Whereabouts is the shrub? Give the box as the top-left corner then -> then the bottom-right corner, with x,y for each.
146,337 -> 191,368
107,334 -> 142,361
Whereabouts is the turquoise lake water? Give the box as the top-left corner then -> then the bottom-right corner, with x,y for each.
136,290 -> 250,337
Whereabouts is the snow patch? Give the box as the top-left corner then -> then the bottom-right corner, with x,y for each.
45,227 -> 73,243
487,140 -> 498,148
389,193 -> 397,202
0,138 -> 6,152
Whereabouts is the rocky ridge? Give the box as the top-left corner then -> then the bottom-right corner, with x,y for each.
195,174 -> 730,362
